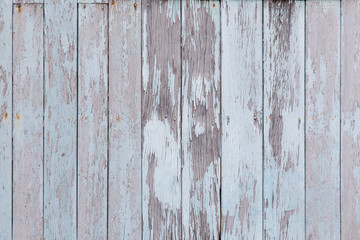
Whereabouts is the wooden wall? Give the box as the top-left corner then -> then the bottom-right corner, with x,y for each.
0,0 -> 359,239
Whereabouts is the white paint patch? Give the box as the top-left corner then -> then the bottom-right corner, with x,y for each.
143,113 -> 180,208
194,121 -> 205,137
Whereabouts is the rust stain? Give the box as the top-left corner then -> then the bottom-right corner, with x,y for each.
4,112 -> 8,120
116,116 -> 120,121
16,113 -> 20,121
112,0 -> 115,6
17,4 -> 21,13
213,3 -> 215,8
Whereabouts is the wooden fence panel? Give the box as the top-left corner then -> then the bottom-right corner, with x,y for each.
263,1 -> 305,239
78,4 -> 108,240
142,0 -> 182,239
306,1 -> 341,239
341,0 -> 360,238
0,1 -> 12,238
182,1 -> 221,239
43,0 -> 77,239
13,4 -> 44,239
108,0 -> 142,239
221,1 -> 263,239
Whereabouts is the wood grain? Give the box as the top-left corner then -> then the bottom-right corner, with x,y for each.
182,0 -> 221,239
306,1 -> 340,239
44,0 -> 77,239
108,0 -> 141,239
221,1 -> 262,239
78,4 -> 108,240
341,0 -> 360,238
0,1 -> 12,238
13,4 -> 44,239
263,1 -> 305,239
142,0 -> 181,239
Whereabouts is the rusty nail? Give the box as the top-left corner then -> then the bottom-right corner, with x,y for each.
213,3 -> 215,7
17,4 -> 21,13
253,116 -> 257,120
112,0 -> 115,5
4,112 -> 8,119
134,3 -> 137,8
116,116 -> 120,121
16,113 -> 20,120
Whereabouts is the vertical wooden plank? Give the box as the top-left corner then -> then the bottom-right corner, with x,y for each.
263,1 -> 305,239
182,0 -> 220,239
0,1 -> 12,238
13,4 -> 44,239
306,1 -> 340,239
43,0 -> 77,239
142,0 -> 181,238
221,0 -> 262,239
341,0 -> 360,238
108,0 -> 141,239
78,4 -> 108,240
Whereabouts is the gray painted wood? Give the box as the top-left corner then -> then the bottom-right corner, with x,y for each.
44,0 -> 77,239
108,0 -> 141,239
341,0 -> 360,238
78,4 -> 108,240
142,0 -> 182,239
263,1 -> 305,239
182,1 -> 221,239
13,4 -> 44,239
306,1 -> 341,239
221,1 -> 263,239
0,1 -> 12,238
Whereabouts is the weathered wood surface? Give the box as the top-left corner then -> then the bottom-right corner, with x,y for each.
182,0 -> 221,239
0,1 -> 12,238
4,1 -> 360,239
78,4 -> 108,240
108,0 -> 141,239
263,1 -> 305,239
221,1 -> 263,239
142,0 -> 182,239
13,4 -> 44,239
306,1 -> 340,239
341,0 -> 360,238
44,0 -> 77,239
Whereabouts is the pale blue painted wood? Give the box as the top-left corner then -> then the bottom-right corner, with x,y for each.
341,0 -> 360,238
263,1 -> 305,239
142,0 -> 182,238
78,4 -> 108,240
44,0 -> 77,239
13,4 -> 44,239
181,1 -> 221,239
221,1 -> 263,239
108,0 -> 142,239
0,1 -> 12,238
306,1 -> 341,239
